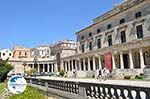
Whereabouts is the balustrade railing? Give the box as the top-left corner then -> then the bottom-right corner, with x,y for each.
26,78 -> 150,99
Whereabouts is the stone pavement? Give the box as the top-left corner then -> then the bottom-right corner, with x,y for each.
33,76 -> 150,88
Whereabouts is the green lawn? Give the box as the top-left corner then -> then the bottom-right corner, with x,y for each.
0,83 -> 4,93
9,86 -> 46,99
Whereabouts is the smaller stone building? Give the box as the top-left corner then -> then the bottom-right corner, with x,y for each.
13,46 -> 30,58
30,45 -> 52,58
51,40 -> 77,71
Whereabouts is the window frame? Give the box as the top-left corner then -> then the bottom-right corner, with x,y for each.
107,24 -> 112,29
120,30 -> 126,43
136,24 -> 143,39
89,42 -> 93,51
108,35 -> 112,46
135,11 -> 142,18
120,18 -> 125,24
97,38 -> 101,49
81,44 -> 85,53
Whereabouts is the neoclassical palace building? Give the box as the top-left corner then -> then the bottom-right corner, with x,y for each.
61,0 -> 150,77
8,0 -> 150,78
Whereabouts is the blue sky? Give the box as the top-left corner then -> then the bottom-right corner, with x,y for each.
0,0 -> 123,49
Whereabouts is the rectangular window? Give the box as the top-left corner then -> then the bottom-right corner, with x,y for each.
107,24 -> 112,29
89,33 -> 92,37
136,25 -> 143,39
82,44 -> 84,53
89,42 -> 92,50
120,18 -> 125,24
97,39 -> 101,48
97,28 -> 101,33
135,11 -> 142,18
120,31 -> 126,43
108,35 -> 112,46
19,52 -> 21,55
81,36 -> 84,40
3,53 -> 5,56
25,52 -> 27,56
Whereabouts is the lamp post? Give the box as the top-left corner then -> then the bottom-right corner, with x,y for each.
23,61 -> 27,77
34,56 -> 38,74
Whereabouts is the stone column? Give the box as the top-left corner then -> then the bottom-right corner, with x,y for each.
93,56 -> 96,70
54,63 -> 58,72
47,64 -> 50,72
68,61 -> 70,71
88,56 -> 91,71
32,64 -> 34,69
112,54 -> 116,69
129,50 -> 134,69
120,52 -> 124,69
43,64 -> 45,72
79,58 -> 82,71
98,55 -> 102,70
75,60 -> 78,70
60,61 -> 63,71
72,60 -> 74,70
51,64 -> 54,73
65,61 -> 67,71
38,64 -> 40,73
139,48 -> 145,69
83,58 -> 86,71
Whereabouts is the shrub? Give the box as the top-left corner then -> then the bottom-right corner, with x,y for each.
59,69 -> 65,77
135,75 -> 144,79
124,75 -> 131,80
0,59 -> 13,82
140,73 -> 144,76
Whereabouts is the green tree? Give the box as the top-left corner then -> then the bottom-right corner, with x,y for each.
0,59 -> 13,82
59,69 -> 65,77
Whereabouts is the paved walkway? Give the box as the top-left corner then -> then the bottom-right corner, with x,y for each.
32,76 -> 150,88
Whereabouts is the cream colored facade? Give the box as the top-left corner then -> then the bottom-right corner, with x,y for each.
60,0 -> 150,77
9,40 -> 76,74
8,0 -> 150,78
13,46 -> 30,58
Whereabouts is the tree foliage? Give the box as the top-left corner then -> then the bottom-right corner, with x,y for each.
0,59 -> 13,82
59,69 -> 65,77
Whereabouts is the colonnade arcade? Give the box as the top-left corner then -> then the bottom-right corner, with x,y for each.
26,47 -> 150,73
62,47 -> 150,72
27,62 -> 56,73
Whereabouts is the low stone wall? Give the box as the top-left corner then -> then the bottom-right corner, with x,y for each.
111,69 -> 143,79
26,77 -> 150,99
143,68 -> 150,79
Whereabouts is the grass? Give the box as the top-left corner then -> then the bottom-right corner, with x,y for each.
0,83 -> 4,93
9,86 -> 46,99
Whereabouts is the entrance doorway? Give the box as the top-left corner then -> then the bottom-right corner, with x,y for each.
123,54 -> 129,69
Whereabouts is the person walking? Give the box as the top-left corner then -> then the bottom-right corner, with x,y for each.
102,68 -> 107,81
97,69 -> 102,81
